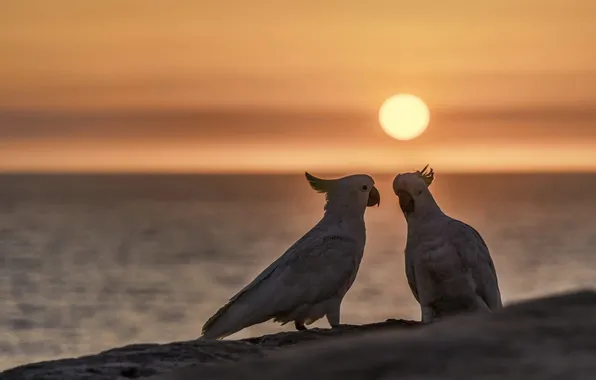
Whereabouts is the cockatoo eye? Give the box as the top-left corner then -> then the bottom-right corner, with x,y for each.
361,185 -> 368,191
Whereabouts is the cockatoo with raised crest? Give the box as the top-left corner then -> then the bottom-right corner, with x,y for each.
200,172 -> 380,339
393,166 -> 502,323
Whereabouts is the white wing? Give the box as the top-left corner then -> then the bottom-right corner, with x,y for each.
446,219 -> 502,310
201,228 -> 361,339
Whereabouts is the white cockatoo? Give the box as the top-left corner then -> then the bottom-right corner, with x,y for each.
200,172 -> 380,339
393,166 -> 502,323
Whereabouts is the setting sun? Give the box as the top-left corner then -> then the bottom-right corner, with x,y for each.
379,94 -> 430,141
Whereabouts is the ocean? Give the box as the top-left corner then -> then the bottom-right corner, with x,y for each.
0,173 -> 595,370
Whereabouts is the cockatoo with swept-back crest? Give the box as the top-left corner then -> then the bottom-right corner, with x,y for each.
200,172 -> 380,340
393,166 -> 502,323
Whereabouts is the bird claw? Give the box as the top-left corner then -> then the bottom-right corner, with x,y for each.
294,321 -> 307,331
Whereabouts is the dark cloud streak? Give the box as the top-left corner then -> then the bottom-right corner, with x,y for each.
1,106 -> 596,144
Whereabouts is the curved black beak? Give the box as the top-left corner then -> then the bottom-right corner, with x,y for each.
396,190 -> 415,214
367,186 -> 381,207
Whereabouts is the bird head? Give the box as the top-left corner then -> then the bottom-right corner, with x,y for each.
305,172 -> 380,213
392,165 -> 435,217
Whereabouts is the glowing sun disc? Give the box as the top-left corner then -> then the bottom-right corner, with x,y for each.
379,94 -> 430,141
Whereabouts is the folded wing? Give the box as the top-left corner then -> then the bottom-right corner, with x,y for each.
201,233 -> 359,339
447,219 -> 502,310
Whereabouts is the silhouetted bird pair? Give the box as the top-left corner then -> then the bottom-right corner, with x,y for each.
200,166 -> 502,340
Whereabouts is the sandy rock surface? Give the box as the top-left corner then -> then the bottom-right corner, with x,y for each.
2,290 -> 595,380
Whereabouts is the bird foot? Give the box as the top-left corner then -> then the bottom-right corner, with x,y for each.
294,321 -> 307,331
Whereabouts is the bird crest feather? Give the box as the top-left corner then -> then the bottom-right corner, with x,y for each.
417,165 -> 434,186
305,172 -> 332,193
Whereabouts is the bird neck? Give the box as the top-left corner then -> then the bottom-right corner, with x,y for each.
406,195 -> 444,226
322,192 -> 366,221
324,199 -> 366,221
320,210 -> 366,243
322,202 -> 366,227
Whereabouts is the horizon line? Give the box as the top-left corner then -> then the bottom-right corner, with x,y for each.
2,168 -> 596,176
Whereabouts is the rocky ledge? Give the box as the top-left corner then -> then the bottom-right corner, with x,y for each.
2,290 -> 595,380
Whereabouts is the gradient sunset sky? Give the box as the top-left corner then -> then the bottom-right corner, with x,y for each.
1,0 -> 596,173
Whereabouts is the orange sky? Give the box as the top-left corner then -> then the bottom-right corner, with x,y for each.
1,0 -> 596,173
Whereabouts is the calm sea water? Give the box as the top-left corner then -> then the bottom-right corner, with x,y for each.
0,173 -> 595,369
